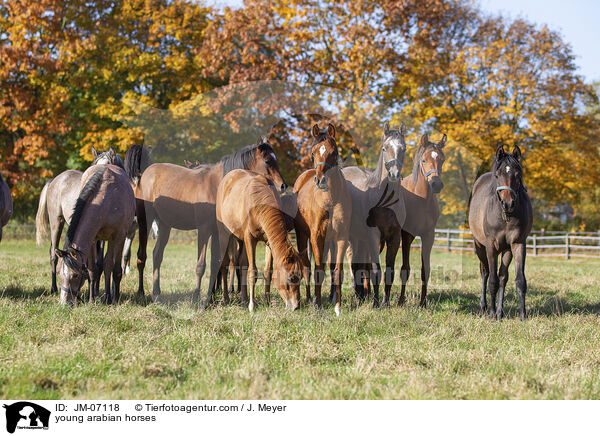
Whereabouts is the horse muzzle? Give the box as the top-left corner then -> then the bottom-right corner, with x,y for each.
430,176 -> 444,194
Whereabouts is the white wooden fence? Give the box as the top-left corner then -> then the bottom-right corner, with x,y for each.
5,224 -> 600,259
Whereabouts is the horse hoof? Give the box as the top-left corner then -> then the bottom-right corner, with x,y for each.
334,306 -> 341,317
373,300 -> 380,309
397,296 -> 406,307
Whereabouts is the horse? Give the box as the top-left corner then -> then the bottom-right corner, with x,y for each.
215,169 -> 303,311
134,138 -> 288,303
55,164 -> 135,305
121,144 -> 153,274
294,123 -> 351,316
0,171 -> 12,242
396,133 -> 447,308
340,121 -> 407,307
35,147 -> 124,295
468,144 -> 532,320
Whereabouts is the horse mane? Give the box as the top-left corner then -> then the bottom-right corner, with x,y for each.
493,153 -> 522,173
221,142 -> 275,176
366,151 -> 385,186
66,167 -> 108,246
124,144 -> 152,184
94,149 -> 125,169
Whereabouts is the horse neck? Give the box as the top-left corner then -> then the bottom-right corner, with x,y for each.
259,206 -> 295,265
70,207 -> 100,258
325,166 -> 347,196
412,165 -> 432,199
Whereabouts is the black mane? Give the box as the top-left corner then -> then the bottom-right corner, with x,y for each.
66,168 -> 108,246
221,142 -> 275,176
124,144 -> 152,183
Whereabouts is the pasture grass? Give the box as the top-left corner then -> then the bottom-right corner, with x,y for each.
1,238 -> 600,399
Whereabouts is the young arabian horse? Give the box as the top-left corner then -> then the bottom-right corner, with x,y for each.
55,164 -> 135,305
294,123 -> 351,316
469,144 -> 532,320
397,133 -> 447,308
36,147 -> 124,295
134,138 -> 287,303
215,170 -> 303,311
0,171 -> 12,243
340,121 -> 406,307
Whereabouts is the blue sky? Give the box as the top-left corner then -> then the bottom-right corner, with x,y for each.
208,0 -> 599,84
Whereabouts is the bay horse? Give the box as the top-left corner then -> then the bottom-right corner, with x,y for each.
294,123 -> 351,316
215,169 -> 303,310
468,144 -> 532,320
0,171 -> 12,242
55,164 -> 135,305
36,148 -> 125,295
134,138 -> 287,303
397,133 -> 447,308
340,121 -> 407,307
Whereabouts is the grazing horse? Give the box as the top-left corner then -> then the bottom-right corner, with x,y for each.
340,121 -> 407,307
397,133 -> 447,308
215,170 -> 303,311
134,138 -> 288,303
35,148 -> 124,295
55,165 -> 135,305
468,144 -> 532,320
294,123 -> 351,316
0,171 -> 12,242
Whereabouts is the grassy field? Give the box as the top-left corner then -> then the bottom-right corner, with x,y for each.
1,237 -> 600,399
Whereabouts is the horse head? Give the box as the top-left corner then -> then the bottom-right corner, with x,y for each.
381,121 -> 407,182
310,123 -> 339,191
417,133 -> 446,194
494,143 -> 523,215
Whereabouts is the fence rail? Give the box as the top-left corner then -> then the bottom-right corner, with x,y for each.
5,224 -> 600,259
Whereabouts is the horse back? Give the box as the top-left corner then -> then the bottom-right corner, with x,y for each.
293,169 -> 316,194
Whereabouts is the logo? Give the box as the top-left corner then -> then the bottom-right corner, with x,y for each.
3,402 -> 50,434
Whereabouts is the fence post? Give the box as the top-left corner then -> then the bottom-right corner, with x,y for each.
446,229 -> 451,252
533,235 -> 537,257
565,233 -> 570,260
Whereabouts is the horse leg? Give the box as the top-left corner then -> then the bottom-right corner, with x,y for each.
193,229 -> 209,300
152,221 -> 171,302
95,241 -> 104,298
496,250 -> 513,320
49,219 -> 64,295
419,232 -> 434,308
296,228 -> 312,303
103,243 -> 115,304
122,221 -> 137,275
474,241 -> 489,315
333,239 -> 347,316
383,231 -> 400,307
244,235 -> 258,312
202,224 -> 226,309
399,230 -> 414,306
311,233 -> 325,308
136,199 -> 151,298
485,244 -> 499,319
112,237 -> 125,304
369,239 -> 382,309
512,242 -> 527,320
264,245 -> 273,306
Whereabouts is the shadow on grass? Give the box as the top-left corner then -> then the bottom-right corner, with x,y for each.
1,285 -> 51,300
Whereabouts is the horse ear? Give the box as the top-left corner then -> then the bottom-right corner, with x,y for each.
183,159 -> 191,167
512,144 -> 522,162
55,248 -> 67,258
108,147 -> 116,157
439,134 -> 447,148
311,124 -> 320,138
400,122 -> 406,136
195,160 -> 201,166
383,121 -> 390,136
419,134 -> 428,149
327,123 -> 336,139
496,143 -> 506,161
92,147 -> 98,158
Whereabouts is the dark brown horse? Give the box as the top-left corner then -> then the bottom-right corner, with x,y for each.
134,138 -> 287,303
55,164 -> 135,305
294,123 -> 351,316
0,171 -> 12,242
215,170 -> 303,310
468,144 -> 532,320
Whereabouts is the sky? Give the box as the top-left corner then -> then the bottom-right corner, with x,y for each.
208,0 -> 600,84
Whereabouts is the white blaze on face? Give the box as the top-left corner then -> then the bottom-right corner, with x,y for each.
506,165 -> 511,173
431,151 -> 438,159
319,144 -> 326,157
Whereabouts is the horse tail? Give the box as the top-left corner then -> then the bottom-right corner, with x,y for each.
124,144 -> 152,186
35,181 -> 50,246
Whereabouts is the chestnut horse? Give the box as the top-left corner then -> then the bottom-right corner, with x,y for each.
134,138 -> 287,302
469,144 -> 532,320
340,122 -> 407,307
0,171 -> 12,243
55,164 -> 135,305
36,147 -> 124,295
294,123 -> 351,316
398,133 -> 447,308
215,170 -> 303,310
